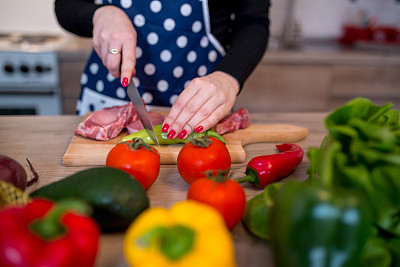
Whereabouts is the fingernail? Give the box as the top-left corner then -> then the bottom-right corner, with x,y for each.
122,77 -> 128,87
167,130 -> 176,139
194,126 -> 203,133
162,124 -> 169,133
133,69 -> 136,77
178,129 -> 187,139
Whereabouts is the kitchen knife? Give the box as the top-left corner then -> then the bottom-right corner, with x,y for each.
127,80 -> 160,146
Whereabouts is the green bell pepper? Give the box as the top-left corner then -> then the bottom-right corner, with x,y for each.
269,180 -> 372,267
242,183 -> 280,240
121,124 -> 225,145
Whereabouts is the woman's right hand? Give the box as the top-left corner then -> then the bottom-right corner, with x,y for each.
92,5 -> 136,86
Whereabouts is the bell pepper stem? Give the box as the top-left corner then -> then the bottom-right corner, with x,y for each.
136,225 -> 195,261
30,199 -> 91,241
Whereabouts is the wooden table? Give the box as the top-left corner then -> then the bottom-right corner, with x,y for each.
0,112 -> 328,267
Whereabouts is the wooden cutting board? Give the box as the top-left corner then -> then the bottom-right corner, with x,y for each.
63,124 -> 308,166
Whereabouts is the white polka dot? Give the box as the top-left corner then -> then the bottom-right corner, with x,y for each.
132,77 -> 140,87
173,66 -> 183,78
187,51 -> 197,63
144,63 -> 156,75
160,50 -> 172,62
180,4 -> 192,17
147,32 -> 159,45
163,18 -> 175,31
198,65 -> 207,76
96,80 -> 104,92
89,63 -> 99,75
192,21 -> 202,33
150,0 -> 162,13
208,50 -> 217,62
121,0 -> 132,9
200,36 -> 209,48
80,73 -> 88,85
230,13 -> 235,20
157,80 -> 169,92
142,92 -> 153,104
116,87 -> 126,99
176,35 -> 188,48
136,46 -> 142,58
184,80 -> 191,88
134,14 -> 146,27
106,72 -> 115,82
169,94 -> 178,105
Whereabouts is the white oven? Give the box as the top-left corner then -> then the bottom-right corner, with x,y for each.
0,34 -> 68,115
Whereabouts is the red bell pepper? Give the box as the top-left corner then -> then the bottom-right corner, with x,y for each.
0,198 -> 100,267
237,143 -> 304,188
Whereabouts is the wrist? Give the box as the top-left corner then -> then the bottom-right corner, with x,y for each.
214,71 -> 240,95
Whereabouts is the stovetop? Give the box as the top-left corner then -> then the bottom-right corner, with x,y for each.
0,33 -> 71,52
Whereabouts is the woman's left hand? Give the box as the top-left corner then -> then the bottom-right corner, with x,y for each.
162,71 -> 239,139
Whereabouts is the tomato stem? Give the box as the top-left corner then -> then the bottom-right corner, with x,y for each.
124,138 -> 155,152
205,169 -> 230,183
188,135 -> 212,148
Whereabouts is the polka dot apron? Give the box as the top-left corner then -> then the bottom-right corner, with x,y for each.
77,0 -> 225,116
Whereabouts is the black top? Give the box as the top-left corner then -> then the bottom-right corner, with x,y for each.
54,0 -> 270,90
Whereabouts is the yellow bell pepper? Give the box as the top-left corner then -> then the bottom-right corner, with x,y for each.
124,200 -> 237,267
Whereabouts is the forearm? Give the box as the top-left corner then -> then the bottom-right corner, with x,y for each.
54,0 -> 103,37
213,0 -> 270,92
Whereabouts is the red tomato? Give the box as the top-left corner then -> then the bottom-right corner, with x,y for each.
106,139 -> 160,190
187,176 -> 246,229
177,137 -> 231,184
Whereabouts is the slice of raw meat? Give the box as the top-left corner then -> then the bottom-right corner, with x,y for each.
214,108 -> 250,135
75,102 -> 137,141
126,111 -> 165,134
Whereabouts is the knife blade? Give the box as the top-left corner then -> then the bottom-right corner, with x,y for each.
127,80 -> 160,146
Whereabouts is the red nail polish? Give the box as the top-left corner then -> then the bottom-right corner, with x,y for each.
122,77 -> 128,87
162,124 -> 169,133
178,129 -> 187,139
194,126 -> 203,133
133,69 -> 136,77
167,130 -> 176,139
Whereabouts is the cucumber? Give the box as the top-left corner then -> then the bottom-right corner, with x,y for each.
30,167 -> 149,232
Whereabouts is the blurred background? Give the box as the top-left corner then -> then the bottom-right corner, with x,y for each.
0,0 -> 399,115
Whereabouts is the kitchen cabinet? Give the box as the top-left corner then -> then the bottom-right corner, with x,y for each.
234,45 -> 400,112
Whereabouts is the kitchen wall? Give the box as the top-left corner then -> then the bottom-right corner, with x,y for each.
1,0 -> 399,40
0,0 -> 63,35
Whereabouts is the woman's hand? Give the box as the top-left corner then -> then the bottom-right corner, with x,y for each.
92,5 -> 136,86
162,71 -> 240,139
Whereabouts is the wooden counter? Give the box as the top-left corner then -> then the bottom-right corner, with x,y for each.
0,112 -> 328,267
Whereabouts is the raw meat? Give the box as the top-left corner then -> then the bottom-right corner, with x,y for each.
75,102 -> 137,141
126,111 -> 165,134
214,108 -> 250,135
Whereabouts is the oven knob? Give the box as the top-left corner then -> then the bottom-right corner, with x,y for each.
20,65 -> 29,73
4,64 -> 14,73
35,65 -> 44,73
35,65 -> 52,73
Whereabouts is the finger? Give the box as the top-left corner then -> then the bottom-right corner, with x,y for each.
105,44 -> 122,78
193,103 -> 228,134
173,95 -> 213,139
162,81 -> 201,133
164,81 -> 216,138
120,39 -> 136,85
185,97 -> 225,133
171,90 -> 214,138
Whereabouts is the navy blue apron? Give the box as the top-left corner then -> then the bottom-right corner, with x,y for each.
77,0 -> 225,116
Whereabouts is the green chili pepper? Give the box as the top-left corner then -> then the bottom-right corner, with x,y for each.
121,124 -> 226,145
269,180 -> 372,267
